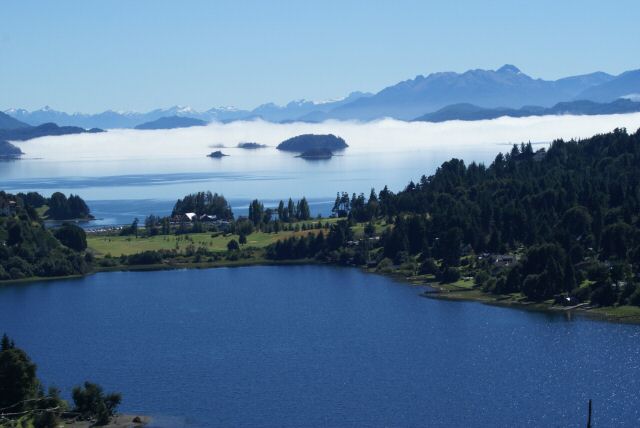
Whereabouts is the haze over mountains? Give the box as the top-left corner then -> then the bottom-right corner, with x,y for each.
5,65 -> 640,128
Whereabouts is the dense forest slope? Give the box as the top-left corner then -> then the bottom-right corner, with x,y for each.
268,128 -> 640,306
0,192 -> 90,280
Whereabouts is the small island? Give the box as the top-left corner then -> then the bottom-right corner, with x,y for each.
296,148 -> 334,160
237,142 -> 267,149
0,140 -> 23,159
207,150 -> 228,158
276,134 -> 348,152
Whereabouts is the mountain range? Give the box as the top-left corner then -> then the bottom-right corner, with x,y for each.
4,65 -> 639,127
414,98 -> 640,122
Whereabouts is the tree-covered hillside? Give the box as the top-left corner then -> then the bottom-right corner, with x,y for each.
0,192 -> 89,280
267,128 -> 640,306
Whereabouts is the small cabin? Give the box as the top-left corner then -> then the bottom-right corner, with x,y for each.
184,212 -> 197,222
494,254 -> 515,267
0,200 -> 17,217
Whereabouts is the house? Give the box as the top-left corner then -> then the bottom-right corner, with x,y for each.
0,200 -> 17,216
493,254 -> 515,267
199,214 -> 217,222
184,212 -> 197,222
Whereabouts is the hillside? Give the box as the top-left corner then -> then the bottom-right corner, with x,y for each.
575,70 -> 640,102
0,122 -> 103,142
323,65 -> 616,120
134,115 -> 208,130
0,111 -> 30,129
0,140 -> 23,158
414,99 -> 640,122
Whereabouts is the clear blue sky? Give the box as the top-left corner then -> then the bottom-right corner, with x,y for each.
1,0 -> 638,113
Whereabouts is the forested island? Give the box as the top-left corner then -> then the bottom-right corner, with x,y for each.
276,134 -> 348,152
207,150 -> 228,158
237,142 -> 267,149
2,129 -> 640,322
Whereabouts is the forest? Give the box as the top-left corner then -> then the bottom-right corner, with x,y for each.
265,128 -> 640,306
0,191 -> 89,280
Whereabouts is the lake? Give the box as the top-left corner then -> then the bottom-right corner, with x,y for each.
1,266 -> 639,427
4,114 -> 640,226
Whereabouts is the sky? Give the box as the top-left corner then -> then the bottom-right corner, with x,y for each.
1,0 -> 639,113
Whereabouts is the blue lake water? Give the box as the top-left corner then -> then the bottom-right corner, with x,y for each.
0,146 -> 500,226
1,266 -> 639,427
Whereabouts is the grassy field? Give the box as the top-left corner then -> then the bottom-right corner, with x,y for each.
87,218 -> 387,257
88,229 -> 318,257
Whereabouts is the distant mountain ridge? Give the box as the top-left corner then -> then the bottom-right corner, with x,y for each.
134,115 -> 207,130
4,65 -> 639,126
0,111 -> 30,129
0,121 -> 103,142
414,99 -> 640,122
4,92 -> 373,129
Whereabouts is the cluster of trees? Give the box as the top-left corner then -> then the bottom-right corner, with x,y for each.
332,191 -> 379,221
0,334 -> 120,427
46,192 -> 92,220
171,191 -> 233,220
0,192 -> 89,280
266,220 -> 354,261
248,197 -> 311,228
13,191 -> 92,220
135,196 -> 316,240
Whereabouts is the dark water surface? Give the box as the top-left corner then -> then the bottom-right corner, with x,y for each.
1,266 -> 639,427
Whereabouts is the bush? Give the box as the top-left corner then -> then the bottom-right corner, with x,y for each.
127,251 -> 162,265
227,239 -> 240,251
53,223 -> 87,252
419,258 -> 438,275
72,382 -> 121,423
440,266 -> 460,283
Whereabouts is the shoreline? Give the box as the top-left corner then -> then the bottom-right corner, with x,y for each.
2,258 -> 640,325
419,281 -> 640,325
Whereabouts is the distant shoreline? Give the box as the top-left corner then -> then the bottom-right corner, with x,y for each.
2,256 -> 639,325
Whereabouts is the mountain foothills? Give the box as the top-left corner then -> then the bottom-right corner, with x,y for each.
2,129 -> 640,317
134,115 -> 207,130
0,110 -> 102,151
4,65 -> 639,127
414,99 -> 640,123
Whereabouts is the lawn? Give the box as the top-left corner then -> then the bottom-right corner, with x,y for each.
88,229 -> 317,257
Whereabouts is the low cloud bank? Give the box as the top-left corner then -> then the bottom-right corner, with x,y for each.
14,113 -> 640,161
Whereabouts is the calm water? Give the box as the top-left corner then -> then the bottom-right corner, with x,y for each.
6,114 -> 640,226
1,266 -> 639,427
